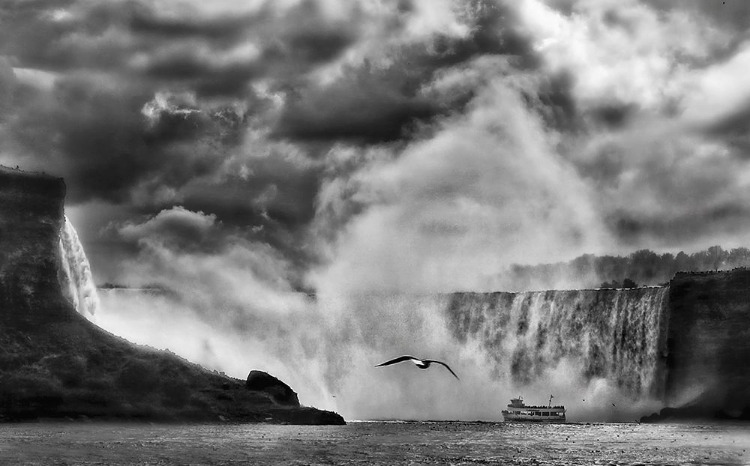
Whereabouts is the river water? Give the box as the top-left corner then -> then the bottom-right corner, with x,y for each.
0,421 -> 747,465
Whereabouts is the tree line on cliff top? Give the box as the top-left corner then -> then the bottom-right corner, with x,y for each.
506,245 -> 750,291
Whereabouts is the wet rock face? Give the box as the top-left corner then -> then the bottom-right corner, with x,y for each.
665,270 -> 750,416
246,370 -> 300,407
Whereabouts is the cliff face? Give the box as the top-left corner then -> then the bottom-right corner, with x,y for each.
0,168 -> 71,327
665,270 -> 750,416
0,167 -> 344,424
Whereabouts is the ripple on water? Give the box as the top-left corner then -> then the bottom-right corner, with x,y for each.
0,421 -> 746,465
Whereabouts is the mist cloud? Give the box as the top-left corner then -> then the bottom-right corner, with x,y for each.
310,70 -> 610,294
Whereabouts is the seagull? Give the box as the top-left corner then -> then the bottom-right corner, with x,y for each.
375,355 -> 459,380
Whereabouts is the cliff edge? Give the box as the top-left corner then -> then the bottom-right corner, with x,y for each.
0,166 -> 344,424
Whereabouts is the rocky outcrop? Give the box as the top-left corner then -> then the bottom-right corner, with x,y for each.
0,166 -> 344,425
246,370 -> 300,406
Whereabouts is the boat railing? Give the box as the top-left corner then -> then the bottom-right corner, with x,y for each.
508,405 -> 565,409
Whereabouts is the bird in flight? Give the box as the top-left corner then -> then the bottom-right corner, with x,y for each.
375,355 -> 459,380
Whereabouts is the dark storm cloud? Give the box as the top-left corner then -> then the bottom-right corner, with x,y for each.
143,58 -> 257,99
1,0 -> 360,99
274,69 -> 442,144
0,0 -> 78,70
179,163 -> 321,230
129,0 -> 360,99
173,155 -> 323,274
0,1 -> 408,281
608,202 -> 750,246
533,71 -> 580,132
587,102 -> 639,129
699,100 -> 750,153
273,0 -> 538,144
2,0 -> 542,219
4,75 -> 246,203
260,0 -> 359,66
0,58 -> 15,117
128,6 -> 254,43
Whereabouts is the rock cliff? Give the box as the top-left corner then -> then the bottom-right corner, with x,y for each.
0,166 -> 344,424
661,270 -> 750,419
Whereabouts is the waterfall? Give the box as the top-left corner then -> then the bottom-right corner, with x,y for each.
446,287 -> 670,400
59,215 -> 100,320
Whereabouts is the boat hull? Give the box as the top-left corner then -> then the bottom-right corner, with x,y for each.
501,412 -> 566,423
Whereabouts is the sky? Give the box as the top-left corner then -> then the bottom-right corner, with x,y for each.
2,0 -> 749,420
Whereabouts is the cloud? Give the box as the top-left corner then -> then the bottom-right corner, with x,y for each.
645,0 -> 750,42
0,0 -> 541,273
272,1 -> 537,144
273,63 -> 443,144
0,57 -> 15,117
501,0 -> 750,255
680,42 -> 750,138
1,76 -> 248,204
118,206 -> 220,251
7,0 -> 750,285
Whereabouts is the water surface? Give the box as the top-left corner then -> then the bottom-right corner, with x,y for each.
0,421 -> 747,465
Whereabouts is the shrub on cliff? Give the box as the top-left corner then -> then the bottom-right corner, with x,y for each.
117,359 -> 161,395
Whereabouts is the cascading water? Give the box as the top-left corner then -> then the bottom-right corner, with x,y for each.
446,287 -> 670,400
59,215 -> 100,320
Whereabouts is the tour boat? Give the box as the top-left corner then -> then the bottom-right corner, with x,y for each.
501,395 -> 566,423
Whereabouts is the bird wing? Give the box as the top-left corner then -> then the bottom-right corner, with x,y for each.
375,355 -> 418,367
425,360 -> 460,380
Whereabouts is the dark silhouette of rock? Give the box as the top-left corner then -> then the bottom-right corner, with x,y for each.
246,371 -> 300,406
0,166 -> 344,425
665,271 -> 750,419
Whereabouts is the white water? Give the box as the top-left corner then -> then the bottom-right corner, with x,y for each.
446,287 -> 670,403
59,215 -> 100,320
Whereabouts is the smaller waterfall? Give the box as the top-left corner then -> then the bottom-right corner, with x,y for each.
59,215 -> 100,320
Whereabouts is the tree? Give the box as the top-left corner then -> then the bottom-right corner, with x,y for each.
674,251 -> 691,273
728,247 -> 750,268
622,278 -> 637,289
